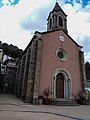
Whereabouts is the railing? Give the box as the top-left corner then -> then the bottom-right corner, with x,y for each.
72,93 -> 77,101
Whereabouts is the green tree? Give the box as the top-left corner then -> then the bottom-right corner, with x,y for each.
85,62 -> 90,79
0,41 -> 2,44
0,42 -> 23,58
0,43 -> 9,55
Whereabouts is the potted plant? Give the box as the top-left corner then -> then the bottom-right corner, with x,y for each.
38,96 -> 43,104
78,90 -> 87,105
43,87 -> 52,105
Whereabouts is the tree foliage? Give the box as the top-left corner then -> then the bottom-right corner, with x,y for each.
85,62 -> 90,79
0,41 -> 23,58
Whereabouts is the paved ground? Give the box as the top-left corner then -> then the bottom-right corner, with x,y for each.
0,94 -> 90,120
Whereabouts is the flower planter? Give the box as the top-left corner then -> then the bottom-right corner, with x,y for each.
38,99 -> 43,104
38,96 -> 43,105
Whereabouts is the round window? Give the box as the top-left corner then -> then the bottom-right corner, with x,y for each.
57,51 -> 64,59
56,48 -> 68,61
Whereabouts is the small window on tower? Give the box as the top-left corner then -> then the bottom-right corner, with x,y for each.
50,18 -> 52,29
59,16 -> 63,27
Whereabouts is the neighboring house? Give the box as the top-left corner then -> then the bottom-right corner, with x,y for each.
85,62 -> 90,88
1,64 -> 6,75
3,60 -> 17,93
0,54 -> 17,93
0,49 -> 3,77
0,49 -> 3,63
0,49 -> 4,91
15,2 -> 86,103
87,79 -> 90,88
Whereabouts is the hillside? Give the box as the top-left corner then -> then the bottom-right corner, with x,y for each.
0,41 -> 23,59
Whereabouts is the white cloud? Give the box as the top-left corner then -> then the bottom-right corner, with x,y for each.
0,0 -> 51,50
64,3 -> 90,38
0,5 -> 30,49
85,52 -> 90,63
0,0 -> 90,62
2,0 -> 10,5
63,3 -> 90,62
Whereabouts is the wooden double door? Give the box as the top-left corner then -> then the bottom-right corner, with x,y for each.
56,73 -> 64,98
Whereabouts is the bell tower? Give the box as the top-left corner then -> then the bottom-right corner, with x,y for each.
47,2 -> 68,33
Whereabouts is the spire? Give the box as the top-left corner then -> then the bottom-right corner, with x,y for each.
47,2 -> 68,33
52,2 -> 67,16
53,1 -> 62,12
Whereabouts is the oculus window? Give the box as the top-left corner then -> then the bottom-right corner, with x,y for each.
56,48 -> 68,61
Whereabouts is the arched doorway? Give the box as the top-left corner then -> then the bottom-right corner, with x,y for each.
53,69 -> 71,99
56,73 -> 64,98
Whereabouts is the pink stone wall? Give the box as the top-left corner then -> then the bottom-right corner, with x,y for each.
39,30 -> 81,97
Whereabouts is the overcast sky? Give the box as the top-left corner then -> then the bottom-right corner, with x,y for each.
0,0 -> 90,62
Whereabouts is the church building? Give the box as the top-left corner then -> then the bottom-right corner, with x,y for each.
15,2 -> 86,104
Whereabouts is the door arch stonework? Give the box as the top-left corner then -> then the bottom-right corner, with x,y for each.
53,68 -> 71,99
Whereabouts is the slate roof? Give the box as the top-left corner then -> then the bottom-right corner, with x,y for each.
53,2 -> 63,12
47,2 -> 67,20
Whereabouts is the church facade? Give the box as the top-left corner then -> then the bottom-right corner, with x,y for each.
15,2 -> 86,103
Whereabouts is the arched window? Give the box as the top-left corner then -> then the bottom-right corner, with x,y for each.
50,18 -> 52,29
59,16 -> 63,27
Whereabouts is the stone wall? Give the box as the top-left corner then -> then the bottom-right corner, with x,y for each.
15,36 -> 42,103
79,51 -> 86,90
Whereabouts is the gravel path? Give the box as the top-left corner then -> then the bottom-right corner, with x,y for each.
0,94 -> 90,120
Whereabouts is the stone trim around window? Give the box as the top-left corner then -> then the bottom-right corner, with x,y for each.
56,48 -> 68,61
